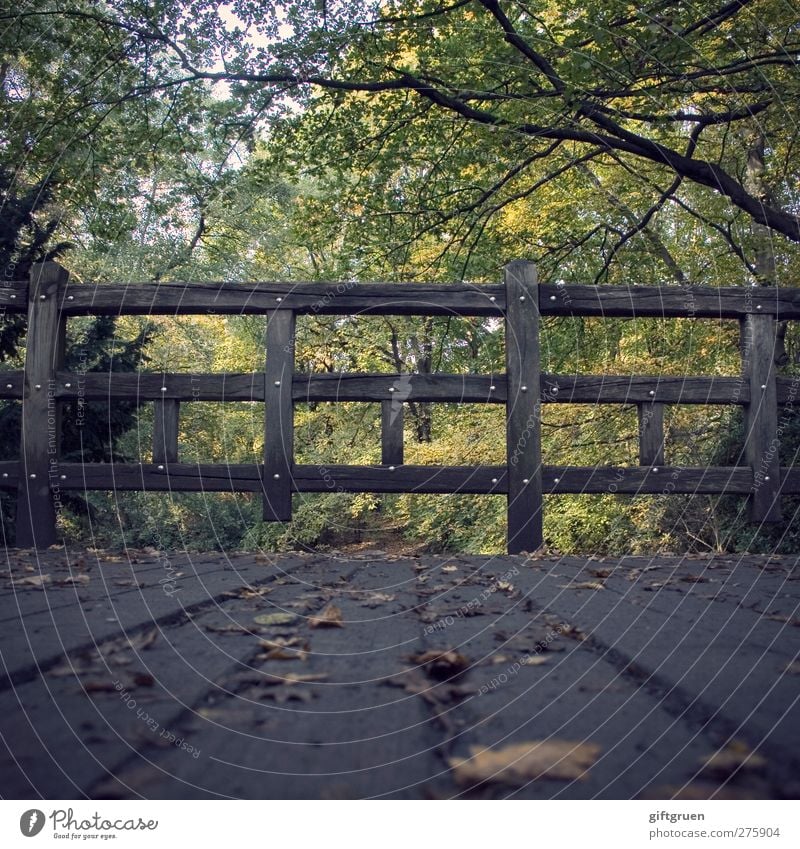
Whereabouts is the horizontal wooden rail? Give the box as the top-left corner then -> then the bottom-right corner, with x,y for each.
7,278 -> 800,319
32,371 -> 800,406
4,461 -> 798,496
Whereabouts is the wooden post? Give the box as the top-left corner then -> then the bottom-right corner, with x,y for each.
381,399 -> 404,465
741,314 -> 781,522
263,310 -> 295,521
17,262 -> 68,548
504,260 -> 543,554
153,399 -> 180,464
638,401 -> 665,466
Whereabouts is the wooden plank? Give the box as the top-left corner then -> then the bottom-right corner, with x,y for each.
293,464 -> 507,494
51,462 -> 800,496
539,283 -> 800,318
152,399 -> 180,464
59,281 -> 506,317
16,263 -> 68,548
541,374 -> 749,405
541,466 -> 754,494
381,400 -> 404,466
263,310 -> 295,521
505,260 -> 543,554
638,402 -> 665,466
54,371 -> 265,401
0,461 -> 19,489
293,373 -> 507,403
741,315 -> 781,522
0,280 -> 29,312
0,371 -> 24,399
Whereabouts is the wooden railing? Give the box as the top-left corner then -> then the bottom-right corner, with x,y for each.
2,260 -> 799,553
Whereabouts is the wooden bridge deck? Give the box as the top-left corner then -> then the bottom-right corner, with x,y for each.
1,548 -> 798,800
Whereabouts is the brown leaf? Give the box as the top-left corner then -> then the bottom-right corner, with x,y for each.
258,637 -> 309,661
411,649 -> 470,679
361,592 -> 396,607
449,740 -> 600,786
310,603 -> 344,628
441,564 -> 458,573
132,673 -> 155,688
561,581 -> 605,591
699,741 -> 767,778
16,575 -> 51,588
55,574 -> 90,586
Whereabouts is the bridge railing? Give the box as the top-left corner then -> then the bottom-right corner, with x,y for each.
2,260 -> 799,553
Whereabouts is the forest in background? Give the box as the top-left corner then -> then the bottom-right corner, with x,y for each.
2,0 -> 800,554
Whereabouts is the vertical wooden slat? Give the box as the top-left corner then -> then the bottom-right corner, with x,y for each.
152,399 -> 180,464
742,314 -> 781,521
381,399 -> 404,465
505,260 -> 543,554
263,310 -> 295,521
17,262 -> 68,548
638,401 -> 665,466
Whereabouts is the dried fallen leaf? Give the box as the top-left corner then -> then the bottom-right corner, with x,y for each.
16,575 -> 51,588
258,637 -> 309,661
253,612 -> 297,627
310,603 -> 344,628
700,741 -> 767,778
442,564 -> 458,573
411,649 -> 470,679
55,574 -> 90,586
561,581 -> 605,591
361,592 -> 396,608
449,740 -> 600,786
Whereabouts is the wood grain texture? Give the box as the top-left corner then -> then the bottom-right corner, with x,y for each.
59,281 -> 506,317
741,315 -> 781,522
263,310 -> 295,521
381,400 -> 404,465
152,399 -> 180,464
293,372 -> 507,403
638,402 -> 665,466
505,261 -> 543,553
17,263 -> 68,547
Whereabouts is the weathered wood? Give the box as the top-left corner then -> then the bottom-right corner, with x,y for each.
294,373 -> 507,403
505,261 -> 543,554
0,371 -> 24,399
59,281 -> 506,317
264,310 -> 295,521
638,402 -> 665,466
542,465 -> 755,494
381,400 -> 404,465
293,464 -> 507,494
0,462 -> 18,489
0,280 -> 29,312
541,374 -> 750,405
741,315 -> 781,522
52,462 -> 800,496
54,371 -> 265,401
16,263 -> 68,548
539,283 -> 800,318
152,399 -> 180,464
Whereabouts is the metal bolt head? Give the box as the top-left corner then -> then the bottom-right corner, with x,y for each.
34,384 -> 41,390
522,478 -> 529,484
273,473 -> 280,479
549,295 -> 556,301
67,295 -> 74,301
489,296 -> 496,303
652,468 -> 659,473
29,473 -> 36,479
39,294 -> 46,301
554,477 -> 560,484
157,465 -> 165,471
649,390 -> 655,396
491,477 -> 498,484
64,383 -> 71,388
274,380 -> 281,386
389,465 -> 396,471
276,296 -> 283,302
764,475 -> 770,481
551,386 -> 559,394
519,295 -> 526,302
1,473 -> 7,478
756,305 -> 762,310
9,294 -> 16,299
489,385 -> 496,391
761,384 -> 767,390
161,386 -> 167,392
60,474 -> 66,480
388,387 -> 395,393
5,383 -> 11,389
521,385 -> 527,392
